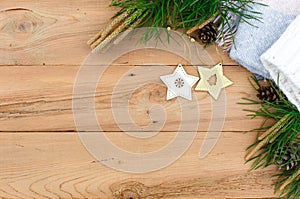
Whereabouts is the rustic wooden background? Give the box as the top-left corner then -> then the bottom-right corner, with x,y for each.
0,1 -> 278,199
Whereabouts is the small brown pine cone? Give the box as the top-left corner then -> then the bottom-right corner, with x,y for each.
196,23 -> 217,44
256,86 -> 280,102
275,143 -> 300,171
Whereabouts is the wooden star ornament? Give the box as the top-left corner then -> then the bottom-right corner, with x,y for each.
195,63 -> 233,100
160,64 -> 199,101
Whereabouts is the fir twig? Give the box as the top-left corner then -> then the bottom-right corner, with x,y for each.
242,76 -> 300,198
109,0 -> 263,42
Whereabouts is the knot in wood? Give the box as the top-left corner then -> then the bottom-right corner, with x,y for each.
111,181 -> 146,199
17,21 -> 34,33
149,85 -> 166,103
120,189 -> 140,199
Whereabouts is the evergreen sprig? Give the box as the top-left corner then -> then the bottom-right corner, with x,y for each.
89,0 -> 264,51
240,76 -> 300,199
111,0 -> 263,35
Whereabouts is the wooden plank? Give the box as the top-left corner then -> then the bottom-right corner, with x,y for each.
0,0 -> 235,66
0,1 -> 274,199
0,132 -> 277,199
0,65 -> 262,132
0,0 -> 113,66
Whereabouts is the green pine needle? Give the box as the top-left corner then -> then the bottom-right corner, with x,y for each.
110,0 -> 264,41
241,76 -> 300,199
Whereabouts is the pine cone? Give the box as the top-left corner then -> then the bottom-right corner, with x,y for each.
275,143 -> 300,171
256,86 -> 281,102
196,23 -> 217,44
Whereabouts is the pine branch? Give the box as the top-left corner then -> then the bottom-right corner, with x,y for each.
89,0 -> 265,50
110,0 -> 263,40
241,76 -> 300,198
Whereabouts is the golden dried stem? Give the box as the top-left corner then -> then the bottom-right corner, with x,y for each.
113,10 -> 149,45
87,29 -> 103,46
102,11 -> 131,39
245,115 -> 291,161
258,114 -> 291,141
88,10 -> 131,48
92,9 -> 144,52
279,169 -> 300,191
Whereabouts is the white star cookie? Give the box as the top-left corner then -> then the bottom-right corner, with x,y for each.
160,64 -> 199,101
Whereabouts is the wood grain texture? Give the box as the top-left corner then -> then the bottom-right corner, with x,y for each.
0,64 -> 260,132
0,133 -> 277,199
0,0 -> 115,66
0,0 -> 277,198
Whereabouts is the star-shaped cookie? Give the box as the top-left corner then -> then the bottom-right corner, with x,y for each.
195,63 -> 233,100
160,64 -> 199,101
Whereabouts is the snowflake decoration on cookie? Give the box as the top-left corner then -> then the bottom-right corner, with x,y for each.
175,78 -> 185,88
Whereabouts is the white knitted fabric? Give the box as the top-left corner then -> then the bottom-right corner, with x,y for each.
229,3 -> 296,79
261,15 -> 300,112
262,0 -> 300,15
